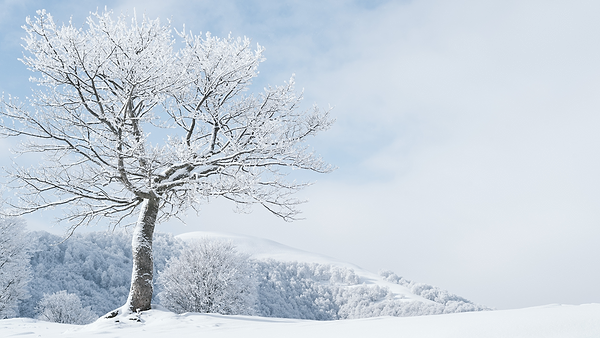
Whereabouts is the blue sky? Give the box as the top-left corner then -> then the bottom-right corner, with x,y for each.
1,0 -> 600,310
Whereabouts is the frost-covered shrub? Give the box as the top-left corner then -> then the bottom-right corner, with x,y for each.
20,231 -> 182,318
158,238 -> 256,315
0,217 -> 31,319
379,270 -> 491,313
36,291 -> 97,324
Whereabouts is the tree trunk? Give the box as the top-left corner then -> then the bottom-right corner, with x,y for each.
125,197 -> 158,312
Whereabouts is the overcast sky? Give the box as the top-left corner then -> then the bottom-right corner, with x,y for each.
1,0 -> 600,310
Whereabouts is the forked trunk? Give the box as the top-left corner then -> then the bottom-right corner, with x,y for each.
125,197 -> 158,312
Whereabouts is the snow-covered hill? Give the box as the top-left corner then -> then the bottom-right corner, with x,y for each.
178,231 -> 430,301
20,230 -> 486,320
178,231 -> 484,311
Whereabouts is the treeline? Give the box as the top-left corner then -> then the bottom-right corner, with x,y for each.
0,224 -> 489,322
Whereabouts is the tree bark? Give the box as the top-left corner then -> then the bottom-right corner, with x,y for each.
125,197 -> 158,312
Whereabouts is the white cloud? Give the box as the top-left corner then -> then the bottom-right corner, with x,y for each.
292,0 -> 600,309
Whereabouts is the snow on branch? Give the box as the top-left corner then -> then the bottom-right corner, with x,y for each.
0,9 -> 333,229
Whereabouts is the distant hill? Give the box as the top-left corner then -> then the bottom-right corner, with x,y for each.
179,231 -> 490,319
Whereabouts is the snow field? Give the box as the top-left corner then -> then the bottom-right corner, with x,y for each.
2,304 -> 600,338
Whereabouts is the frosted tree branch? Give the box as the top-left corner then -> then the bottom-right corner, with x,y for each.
0,9 -> 333,230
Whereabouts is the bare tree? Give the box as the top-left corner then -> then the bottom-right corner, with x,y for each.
36,291 -> 97,324
0,9 -> 332,314
157,238 -> 256,315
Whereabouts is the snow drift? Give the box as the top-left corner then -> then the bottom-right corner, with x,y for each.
2,304 -> 600,338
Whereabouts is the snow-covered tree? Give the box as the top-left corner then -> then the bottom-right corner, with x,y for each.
0,217 -> 31,319
157,238 -> 256,315
36,291 -> 97,324
0,9 -> 332,313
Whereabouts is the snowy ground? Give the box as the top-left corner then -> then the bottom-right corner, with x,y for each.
3,231 -> 599,337
2,304 -> 600,338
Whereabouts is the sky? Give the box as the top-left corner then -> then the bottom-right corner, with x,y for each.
1,0 -> 600,311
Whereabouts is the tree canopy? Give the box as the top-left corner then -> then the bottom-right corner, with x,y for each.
0,9 -> 332,313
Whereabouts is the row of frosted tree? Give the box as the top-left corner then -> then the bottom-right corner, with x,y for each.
0,220 -> 489,323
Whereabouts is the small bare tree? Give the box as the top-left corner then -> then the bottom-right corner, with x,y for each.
0,9 -> 332,314
158,238 -> 256,315
36,291 -> 97,324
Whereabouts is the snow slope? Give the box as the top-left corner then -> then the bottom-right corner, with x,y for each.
2,304 -> 600,338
